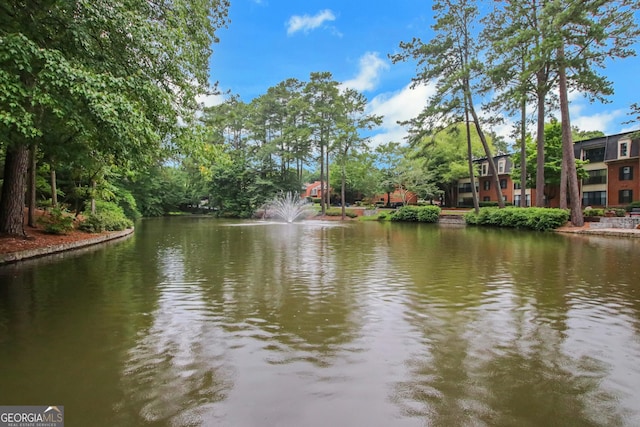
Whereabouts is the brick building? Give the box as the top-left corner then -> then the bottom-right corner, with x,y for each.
456,132 -> 640,208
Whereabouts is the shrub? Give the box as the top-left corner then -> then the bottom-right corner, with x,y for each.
625,201 -> 640,212
391,205 -> 441,223
37,208 -> 75,235
612,208 -> 627,217
377,212 -> 389,220
79,201 -> 133,233
464,207 -> 569,231
583,208 -> 605,217
325,207 -> 358,218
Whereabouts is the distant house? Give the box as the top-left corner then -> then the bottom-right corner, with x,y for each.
455,131 -> 640,208
303,181 -> 330,199
374,188 -> 418,207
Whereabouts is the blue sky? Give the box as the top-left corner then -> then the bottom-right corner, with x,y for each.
203,0 -> 640,146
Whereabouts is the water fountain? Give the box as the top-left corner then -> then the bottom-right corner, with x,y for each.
264,192 -> 314,223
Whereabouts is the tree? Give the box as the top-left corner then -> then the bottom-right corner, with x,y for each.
0,0 -> 229,235
304,72 -> 341,215
546,0 -> 639,225
484,1 -> 559,208
392,0 -> 505,208
409,123 -> 487,207
512,120 -> 587,204
334,88 -> 382,219
375,142 -> 405,207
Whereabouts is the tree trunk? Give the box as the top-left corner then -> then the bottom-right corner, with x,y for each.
27,145 -> 37,227
520,93 -> 527,207
91,180 -> 97,214
558,45 -> 583,226
465,103 -> 479,214
467,94 -> 504,207
50,168 -> 58,208
535,73 -> 547,207
560,149 -> 568,209
325,149 -> 331,207
0,144 -> 29,236
319,138 -> 326,215
341,162 -> 346,220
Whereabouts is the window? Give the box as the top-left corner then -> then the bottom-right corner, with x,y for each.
481,163 -> 488,176
619,166 -> 633,181
514,194 -> 530,207
500,179 -> 507,189
514,182 -> 521,190
498,160 -> 505,174
483,180 -> 490,190
483,196 -> 490,202
619,141 -> 629,158
584,169 -> 607,185
459,183 -> 470,193
619,189 -> 633,204
582,191 -> 606,206
583,147 -> 605,162
458,183 -> 475,193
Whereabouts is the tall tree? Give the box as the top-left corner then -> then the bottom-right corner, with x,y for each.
483,1 -> 558,208
334,88 -> 382,219
304,72 -> 340,215
392,0 -> 505,207
0,0 -> 229,235
546,0 -> 639,225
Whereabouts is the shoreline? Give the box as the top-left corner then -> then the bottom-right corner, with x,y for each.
0,227 -> 134,265
2,216 -> 638,266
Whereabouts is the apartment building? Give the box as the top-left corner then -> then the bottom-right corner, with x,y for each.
456,132 -> 639,208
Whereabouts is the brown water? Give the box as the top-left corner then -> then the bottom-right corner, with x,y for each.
1,217 -> 640,426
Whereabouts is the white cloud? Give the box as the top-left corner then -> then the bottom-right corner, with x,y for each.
196,92 -> 225,108
570,109 -> 626,134
366,83 -> 436,146
287,9 -> 336,35
340,52 -> 389,92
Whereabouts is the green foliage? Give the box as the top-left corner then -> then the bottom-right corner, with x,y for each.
583,208 -> 605,217
391,206 -> 441,223
37,208 -> 75,235
625,201 -> 640,212
464,207 -> 569,231
512,120 -> 589,189
612,208 -> 627,217
324,208 -> 358,218
79,201 -> 133,233
584,207 -> 626,217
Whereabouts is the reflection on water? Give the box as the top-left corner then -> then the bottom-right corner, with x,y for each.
1,218 -> 640,426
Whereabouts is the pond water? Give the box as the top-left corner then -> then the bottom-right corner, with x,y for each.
1,217 -> 640,426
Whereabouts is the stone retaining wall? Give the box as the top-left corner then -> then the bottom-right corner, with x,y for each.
589,217 -> 640,229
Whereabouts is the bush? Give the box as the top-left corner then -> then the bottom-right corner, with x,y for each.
37,208 -> 75,235
584,208 -> 605,217
625,201 -> 640,212
391,205 -> 441,223
464,207 -> 569,231
325,207 -> 358,218
79,201 -> 133,233
612,208 -> 627,217
377,212 -> 389,221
